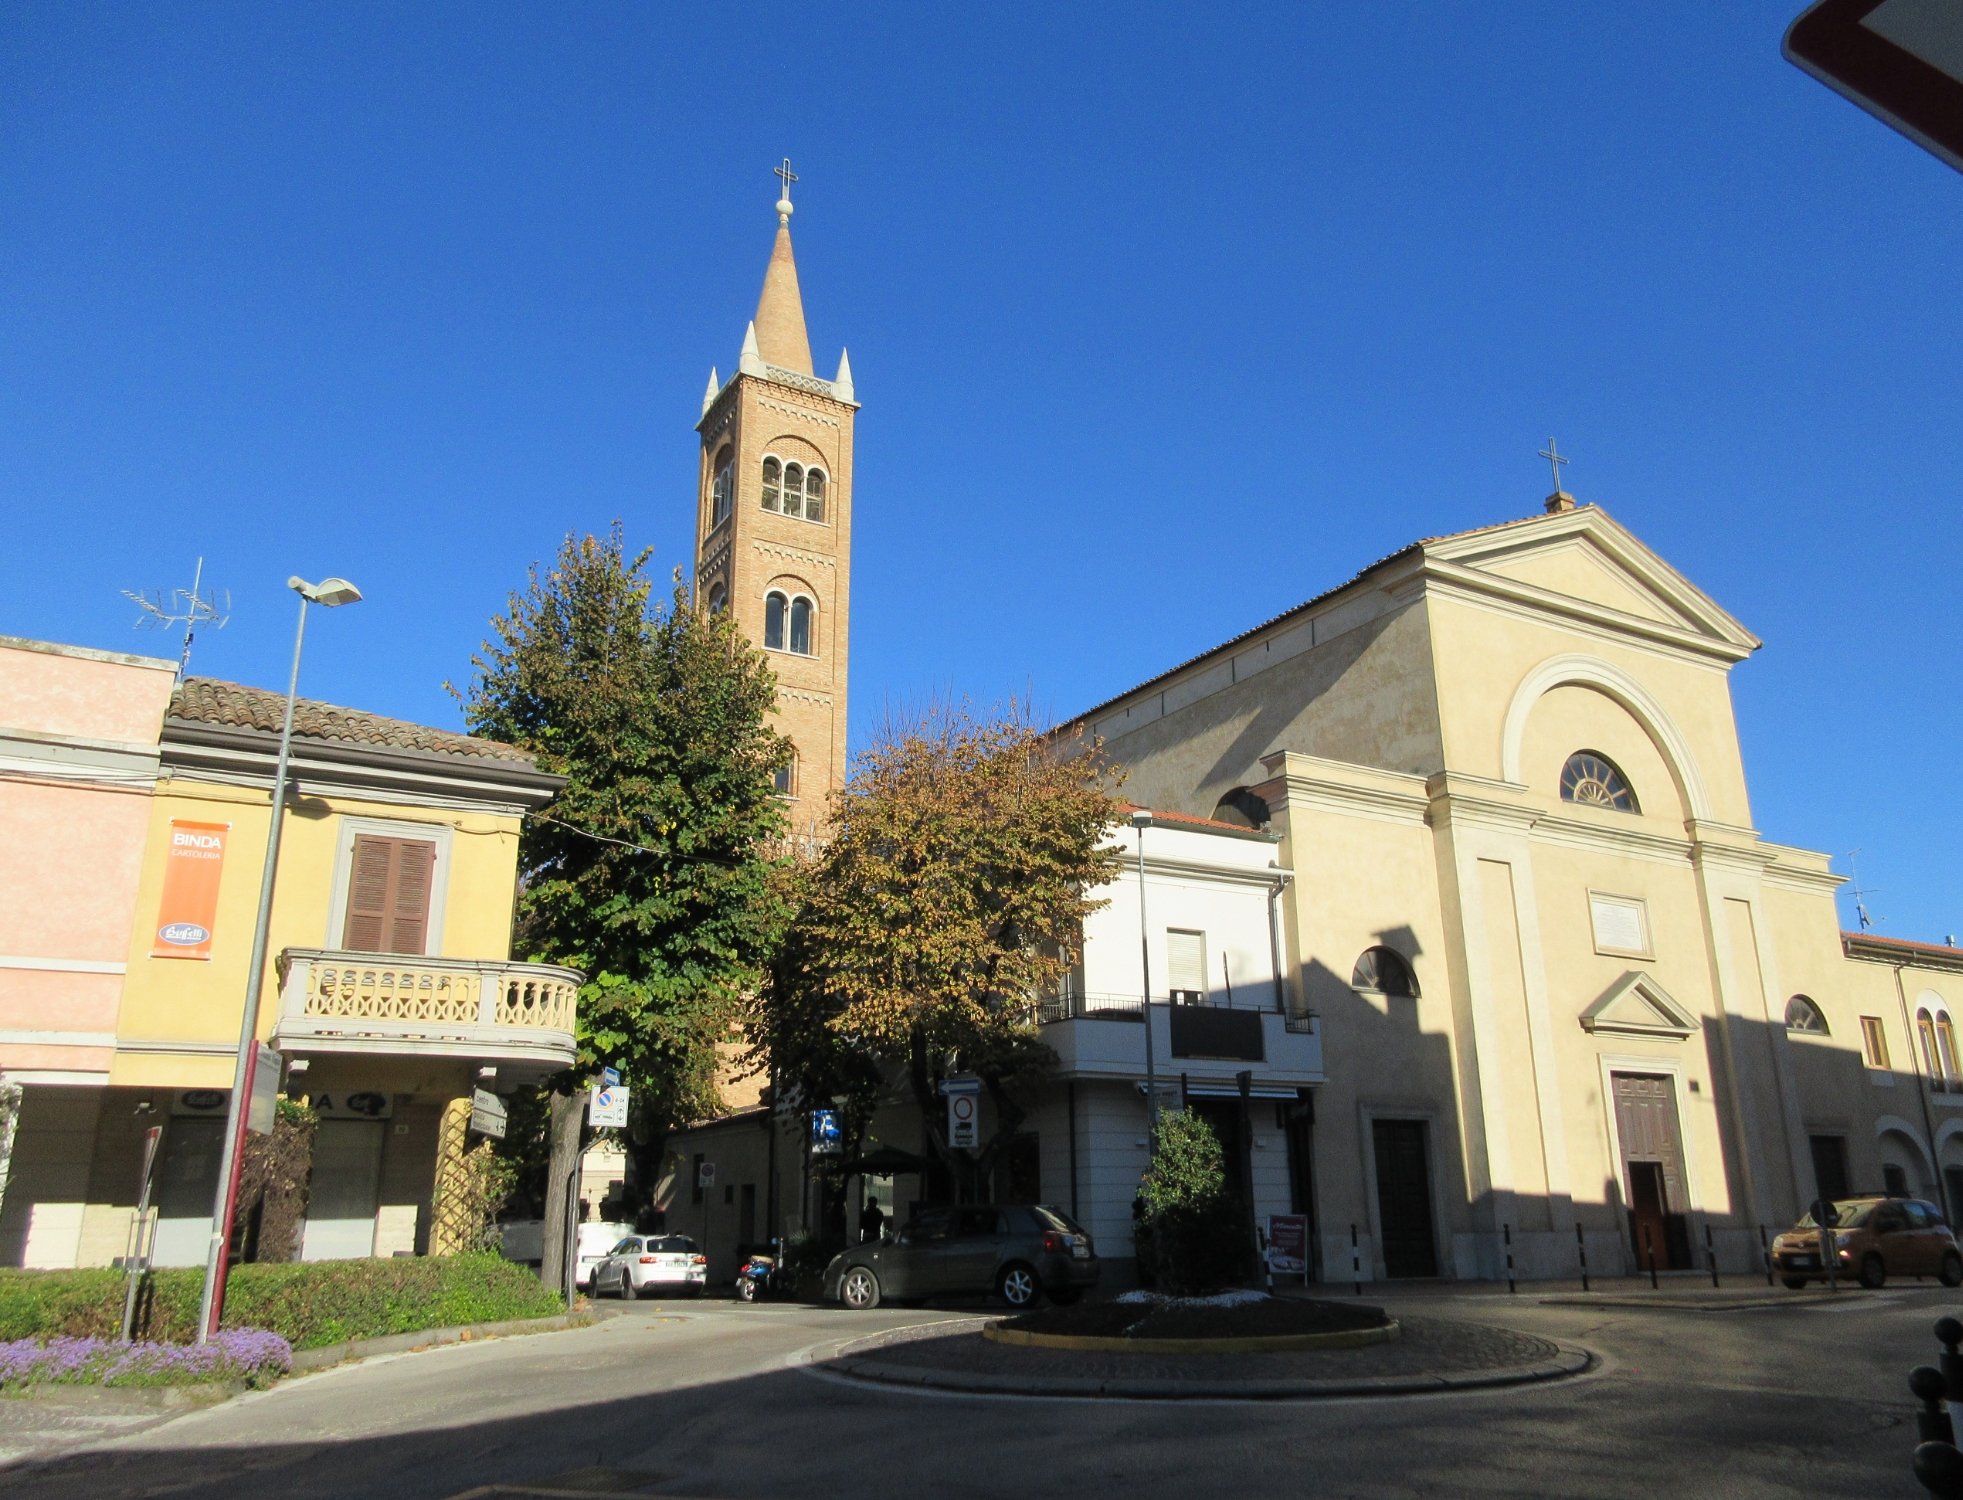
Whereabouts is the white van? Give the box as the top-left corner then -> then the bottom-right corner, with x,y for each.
498,1219 -> 636,1290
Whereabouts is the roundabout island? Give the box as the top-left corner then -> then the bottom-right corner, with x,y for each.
817,1290 -> 1591,1401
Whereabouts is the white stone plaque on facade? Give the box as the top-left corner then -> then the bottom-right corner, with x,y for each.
1590,893 -> 1650,957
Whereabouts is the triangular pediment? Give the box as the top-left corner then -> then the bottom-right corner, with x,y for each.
1580,971 -> 1698,1040
1424,507 -> 1760,662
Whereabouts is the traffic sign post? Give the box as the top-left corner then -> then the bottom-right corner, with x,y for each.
1786,0 -> 1963,174
810,1109 -> 841,1155
947,1091 -> 978,1150
588,1082 -> 628,1128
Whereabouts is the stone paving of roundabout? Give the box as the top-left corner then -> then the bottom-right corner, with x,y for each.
818,1313 -> 1592,1399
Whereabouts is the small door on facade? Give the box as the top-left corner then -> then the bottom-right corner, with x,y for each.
1810,1134 -> 1850,1203
150,1117 -> 224,1268
1613,1073 -> 1691,1270
1371,1118 -> 1438,1278
302,1120 -> 385,1261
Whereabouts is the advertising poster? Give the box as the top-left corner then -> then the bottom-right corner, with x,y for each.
151,821 -> 229,960
1266,1213 -> 1310,1276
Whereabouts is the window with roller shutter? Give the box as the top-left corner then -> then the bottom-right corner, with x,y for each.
341,835 -> 436,954
1167,928 -> 1206,1004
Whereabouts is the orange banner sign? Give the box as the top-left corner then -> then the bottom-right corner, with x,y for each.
151,820 -> 229,960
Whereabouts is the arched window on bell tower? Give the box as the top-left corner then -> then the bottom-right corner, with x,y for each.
710,447 -> 733,528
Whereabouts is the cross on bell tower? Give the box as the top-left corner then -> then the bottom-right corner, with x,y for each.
773,158 -> 798,219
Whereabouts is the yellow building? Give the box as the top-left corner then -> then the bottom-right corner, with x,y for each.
1,669 -> 581,1269
1072,490 -> 1963,1282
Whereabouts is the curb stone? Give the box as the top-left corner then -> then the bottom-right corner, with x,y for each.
289,1310 -> 596,1374
2,1382 -> 243,1411
820,1339 -> 1591,1400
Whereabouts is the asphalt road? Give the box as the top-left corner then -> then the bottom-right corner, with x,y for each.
4,1283 -> 1955,1499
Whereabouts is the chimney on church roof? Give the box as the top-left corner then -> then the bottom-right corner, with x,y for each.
751,170 -> 815,377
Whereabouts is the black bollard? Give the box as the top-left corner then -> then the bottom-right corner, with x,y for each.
1351,1222 -> 1361,1297
1644,1223 -> 1659,1289
1759,1223 -> 1773,1287
1937,1317 -> 1963,1404
1705,1222 -> 1720,1288
1913,1366 -> 1957,1446
1916,1439 -> 1963,1499
1575,1221 -> 1589,1293
1504,1222 -> 1516,1295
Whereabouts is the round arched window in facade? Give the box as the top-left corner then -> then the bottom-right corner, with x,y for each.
1784,995 -> 1828,1034
1351,946 -> 1419,999
1560,750 -> 1639,813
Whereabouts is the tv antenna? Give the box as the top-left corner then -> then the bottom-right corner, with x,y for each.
1843,849 -> 1883,931
123,557 -> 229,678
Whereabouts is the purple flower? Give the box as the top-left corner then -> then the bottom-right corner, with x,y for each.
0,1329 -> 292,1389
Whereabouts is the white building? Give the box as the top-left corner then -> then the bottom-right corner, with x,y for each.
659,808 -> 1325,1281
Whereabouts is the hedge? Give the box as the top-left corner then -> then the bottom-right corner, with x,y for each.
0,1254 -> 562,1351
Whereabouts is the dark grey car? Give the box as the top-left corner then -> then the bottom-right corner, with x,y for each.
823,1203 -> 1099,1310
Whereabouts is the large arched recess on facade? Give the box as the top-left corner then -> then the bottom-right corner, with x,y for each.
1499,653 -> 1712,822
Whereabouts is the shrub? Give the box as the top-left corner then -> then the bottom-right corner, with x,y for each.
0,1329 -> 291,1390
1136,1111 -> 1250,1296
0,1253 -> 562,1351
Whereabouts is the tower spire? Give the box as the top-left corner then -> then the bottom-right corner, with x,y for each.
752,159 -> 814,376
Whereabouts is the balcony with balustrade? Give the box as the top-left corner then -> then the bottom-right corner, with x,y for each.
272,948 -> 582,1078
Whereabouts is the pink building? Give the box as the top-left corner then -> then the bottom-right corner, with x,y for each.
0,636 -> 177,1266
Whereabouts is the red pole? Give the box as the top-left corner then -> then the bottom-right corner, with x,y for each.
203,1046 -> 260,1338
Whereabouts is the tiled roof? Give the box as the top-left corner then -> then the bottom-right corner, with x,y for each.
170,677 -> 534,765
1842,931 -> 1963,965
1066,509 -> 1559,729
1118,801 -> 1270,835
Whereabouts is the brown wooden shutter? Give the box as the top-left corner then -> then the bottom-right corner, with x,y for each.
341,835 -> 436,955
388,840 -> 434,955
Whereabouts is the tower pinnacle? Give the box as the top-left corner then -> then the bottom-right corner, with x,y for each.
752,160 -> 814,375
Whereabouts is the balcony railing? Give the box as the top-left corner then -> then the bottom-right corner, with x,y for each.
273,948 -> 581,1070
1034,990 -> 1297,1023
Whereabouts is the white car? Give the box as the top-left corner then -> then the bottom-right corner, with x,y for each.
574,1221 -> 637,1290
591,1233 -> 708,1298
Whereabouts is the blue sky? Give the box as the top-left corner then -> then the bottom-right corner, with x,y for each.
3,4 -> 1958,940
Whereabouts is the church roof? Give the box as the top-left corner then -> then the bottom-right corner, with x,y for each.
1065,510 -> 1549,728
753,220 -> 814,376
1065,504 -> 1756,730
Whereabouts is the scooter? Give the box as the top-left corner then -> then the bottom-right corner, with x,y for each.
734,1246 -> 784,1302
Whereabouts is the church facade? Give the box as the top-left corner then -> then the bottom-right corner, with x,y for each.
667,182 -> 1962,1287
1071,495 -> 1963,1281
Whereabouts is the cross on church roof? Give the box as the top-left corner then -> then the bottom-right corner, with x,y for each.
1538,437 -> 1571,495
774,158 -> 798,222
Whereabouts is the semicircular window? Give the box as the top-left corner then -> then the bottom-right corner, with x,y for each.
1351,946 -> 1418,999
1784,995 -> 1828,1034
1560,750 -> 1639,813
1210,787 -> 1271,829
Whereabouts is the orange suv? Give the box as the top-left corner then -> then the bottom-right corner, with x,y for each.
1772,1196 -> 1963,1289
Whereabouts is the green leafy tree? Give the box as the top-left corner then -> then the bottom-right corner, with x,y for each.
1136,1110 -> 1248,1294
457,526 -> 792,1283
762,703 -> 1120,1203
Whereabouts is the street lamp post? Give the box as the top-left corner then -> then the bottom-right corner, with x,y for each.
1131,809 -> 1159,1133
196,575 -> 360,1342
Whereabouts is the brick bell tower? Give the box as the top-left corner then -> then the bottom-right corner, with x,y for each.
693,162 -> 856,823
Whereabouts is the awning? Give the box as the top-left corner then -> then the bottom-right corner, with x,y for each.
1182,1083 -> 1303,1101
833,1145 -> 932,1177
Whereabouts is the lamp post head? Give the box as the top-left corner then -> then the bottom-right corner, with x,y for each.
1129,810 -> 1152,830
289,576 -> 363,607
